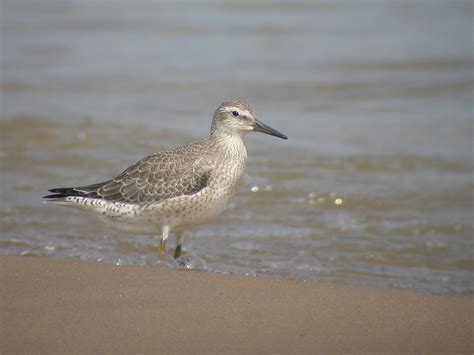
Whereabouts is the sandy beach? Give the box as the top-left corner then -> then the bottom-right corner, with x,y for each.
1,256 -> 472,354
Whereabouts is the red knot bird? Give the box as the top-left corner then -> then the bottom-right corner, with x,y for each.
44,99 -> 287,259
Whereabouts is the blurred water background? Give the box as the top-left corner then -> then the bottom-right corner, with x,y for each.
1,0 -> 472,296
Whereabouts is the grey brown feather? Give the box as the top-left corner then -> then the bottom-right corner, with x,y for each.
95,142 -> 212,205
47,141 -> 212,205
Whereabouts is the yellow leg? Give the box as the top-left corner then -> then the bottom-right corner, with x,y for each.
158,238 -> 166,254
157,225 -> 170,255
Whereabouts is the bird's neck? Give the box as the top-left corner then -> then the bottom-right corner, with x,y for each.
210,130 -> 247,160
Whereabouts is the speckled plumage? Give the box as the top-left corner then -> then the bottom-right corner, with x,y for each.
44,99 -> 287,257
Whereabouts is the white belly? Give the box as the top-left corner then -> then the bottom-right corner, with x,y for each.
63,154 -> 245,236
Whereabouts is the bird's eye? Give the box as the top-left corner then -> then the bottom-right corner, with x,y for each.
231,111 -> 239,117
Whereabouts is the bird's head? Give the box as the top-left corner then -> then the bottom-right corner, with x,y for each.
211,99 -> 287,140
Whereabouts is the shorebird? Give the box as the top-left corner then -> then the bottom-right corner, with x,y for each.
44,99 -> 287,258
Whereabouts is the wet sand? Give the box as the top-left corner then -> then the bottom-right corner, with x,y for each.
1,256 -> 472,354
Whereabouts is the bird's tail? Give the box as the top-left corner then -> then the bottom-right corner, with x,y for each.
43,187 -> 87,205
44,187 -> 82,199
43,182 -> 107,205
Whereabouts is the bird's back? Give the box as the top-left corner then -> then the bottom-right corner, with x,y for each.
44,139 -> 217,206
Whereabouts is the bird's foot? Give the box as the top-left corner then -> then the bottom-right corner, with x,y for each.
158,238 -> 166,254
173,244 -> 182,259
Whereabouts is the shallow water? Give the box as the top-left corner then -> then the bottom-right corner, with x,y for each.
1,0 -> 473,296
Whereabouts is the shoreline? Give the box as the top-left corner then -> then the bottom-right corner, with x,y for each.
1,255 -> 473,353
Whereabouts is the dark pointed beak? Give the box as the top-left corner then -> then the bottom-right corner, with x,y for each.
253,119 -> 288,140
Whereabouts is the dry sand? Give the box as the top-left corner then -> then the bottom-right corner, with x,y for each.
1,256 -> 472,354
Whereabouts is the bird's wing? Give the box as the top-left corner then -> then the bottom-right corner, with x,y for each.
72,145 -> 212,205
